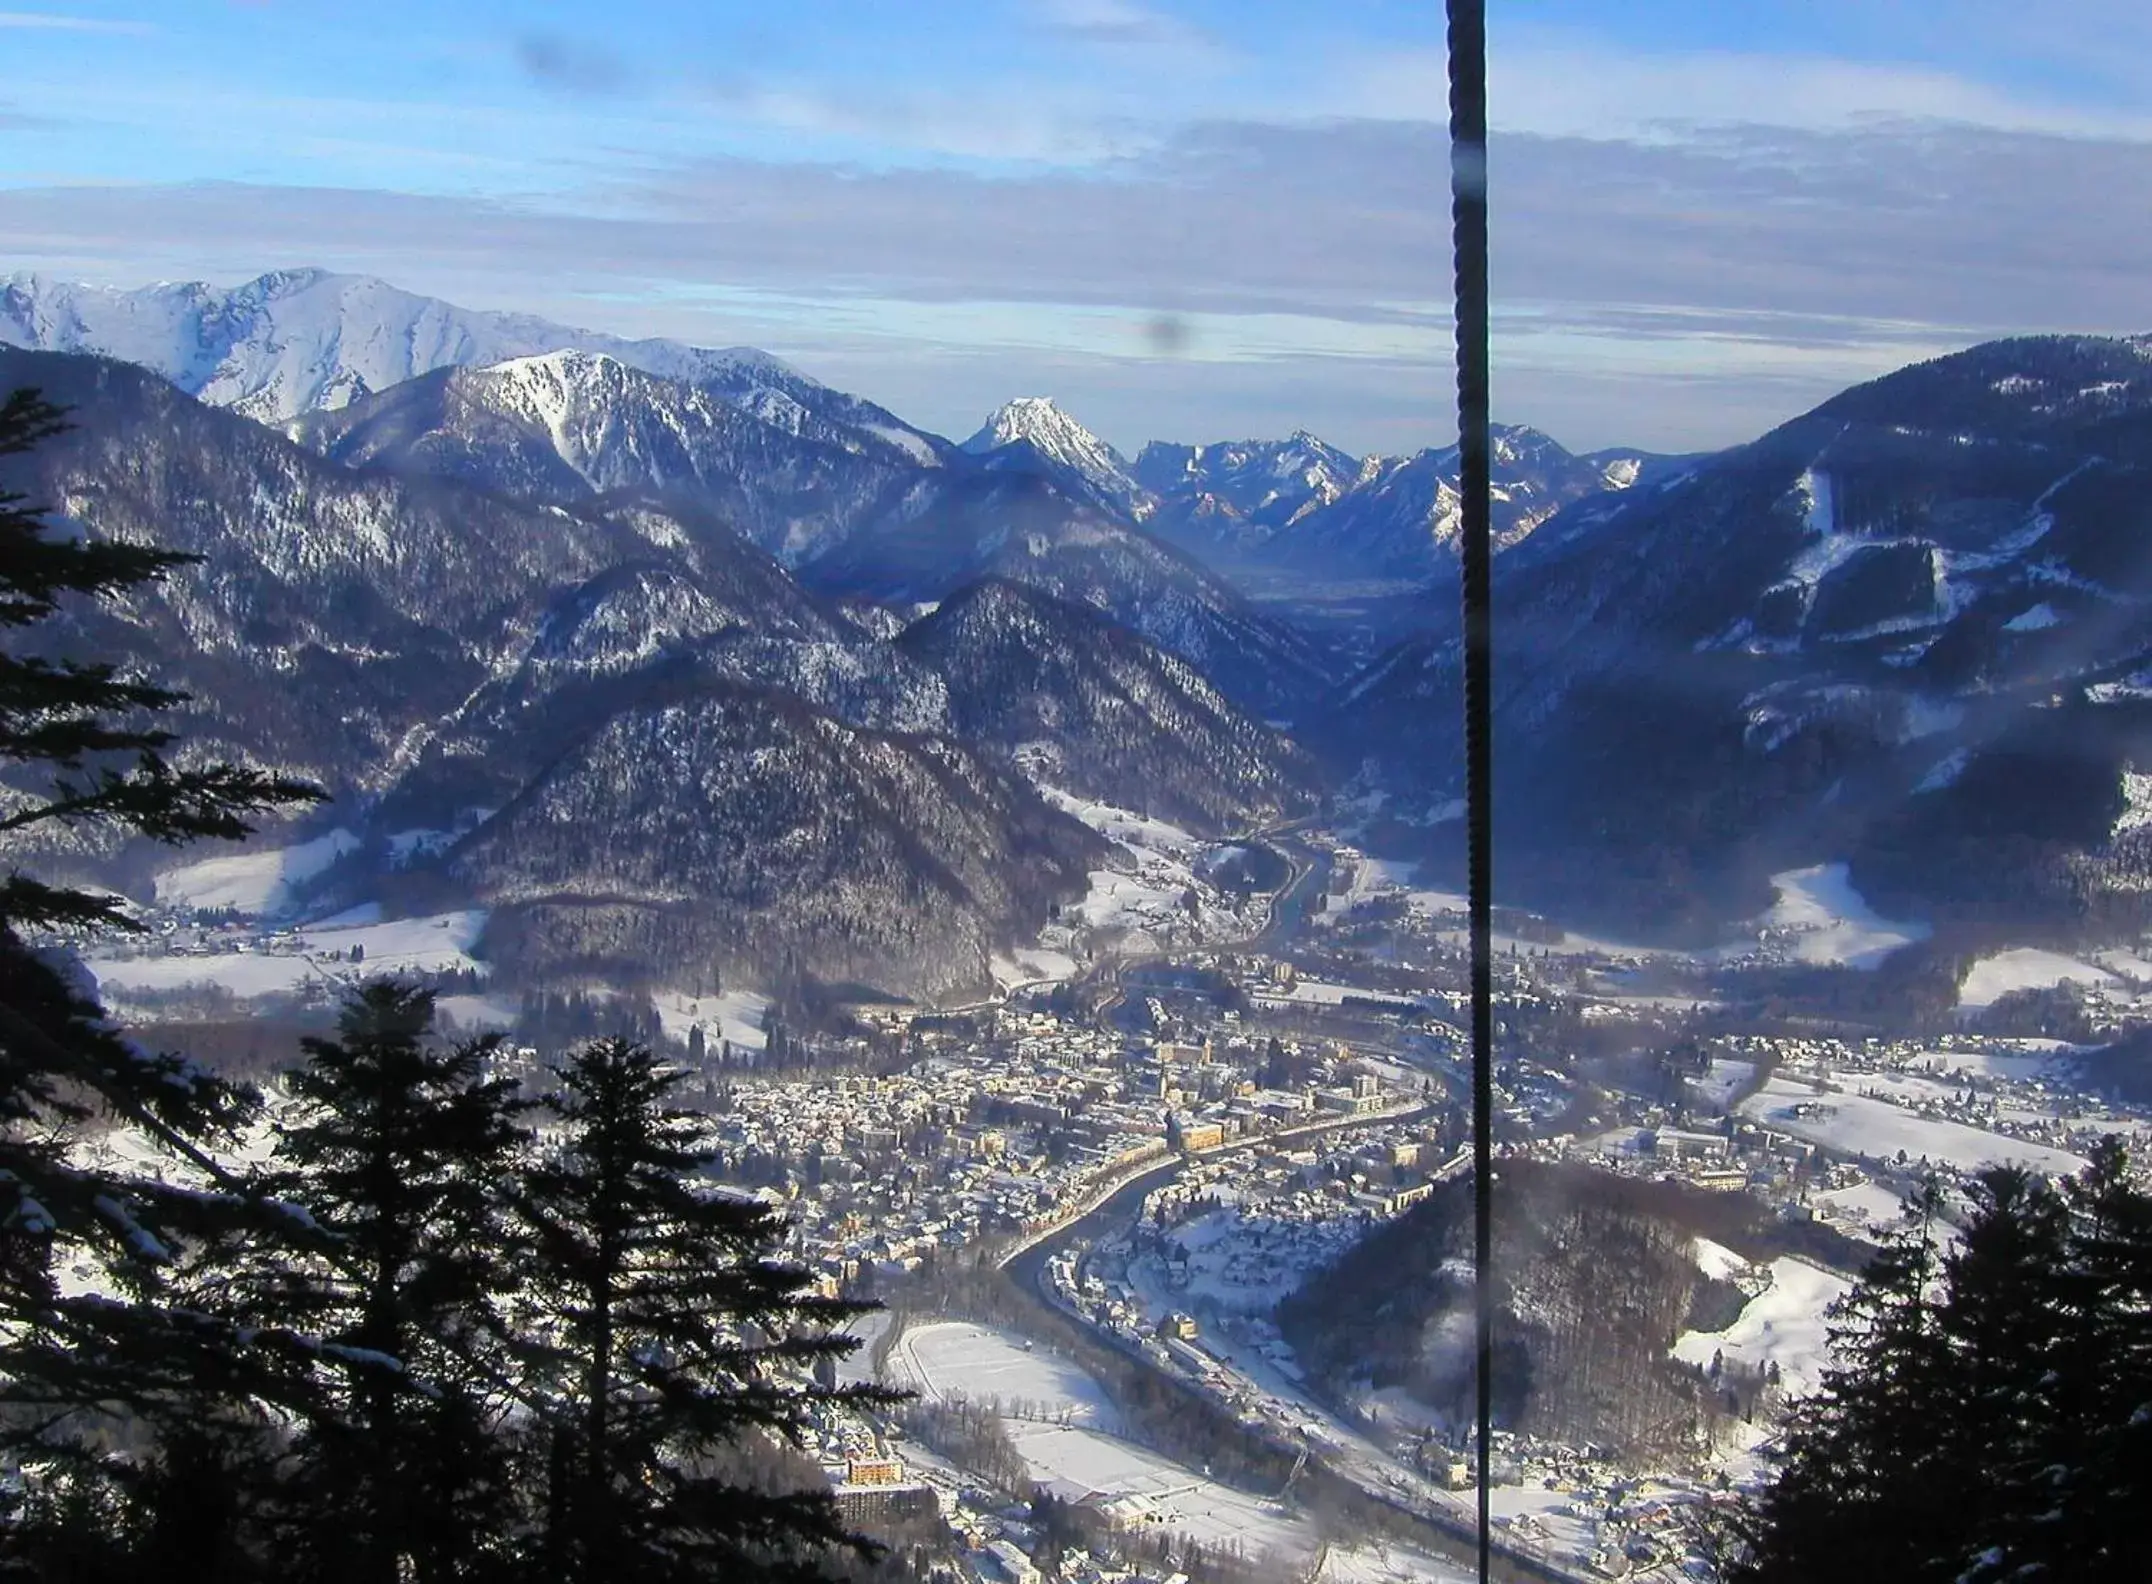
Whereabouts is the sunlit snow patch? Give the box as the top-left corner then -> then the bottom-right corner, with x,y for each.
1672,1256 -> 1852,1396
89,909 -> 489,1004
652,989 -> 770,1054
2002,602 -> 2062,632
1760,864 -> 1929,969
1958,948 -> 2118,1013
1736,1075 -> 2087,1176
156,827 -> 360,916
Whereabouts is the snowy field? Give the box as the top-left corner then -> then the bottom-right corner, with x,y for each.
89,909 -> 489,1005
155,827 -> 360,916
1753,864 -> 1929,970
1672,1255 -> 1854,1396
887,1322 -> 1313,1560
1811,1180 -> 1913,1236
1737,1075 -> 2087,1176
1958,948 -> 2120,1012
652,989 -> 770,1053
1036,791 -> 1264,954
999,1421 -> 1309,1557
1319,1542 -> 1471,1584
989,947 -> 1082,991
889,1322 -> 1116,1427
1909,1046 -> 2078,1084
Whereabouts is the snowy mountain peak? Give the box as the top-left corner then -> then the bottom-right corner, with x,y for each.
964,396 -> 1123,468
0,267 -> 816,423
481,347 -> 632,391
961,397 -> 1146,515
1,267 -> 952,469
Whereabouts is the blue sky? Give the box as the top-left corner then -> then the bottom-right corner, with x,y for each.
3,1 -> 2149,453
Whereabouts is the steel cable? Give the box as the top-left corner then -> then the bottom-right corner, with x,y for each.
1443,3 -> 1496,1581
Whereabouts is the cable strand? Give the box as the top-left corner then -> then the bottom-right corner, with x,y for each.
1444,4 -> 1495,1582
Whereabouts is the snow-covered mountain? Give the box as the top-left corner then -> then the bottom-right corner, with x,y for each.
808,467 -> 1334,717
1327,334 -> 2152,953
1125,421 -> 1663,588
0,346 -> 1317,996
1257,424 -> 1657,582
447,679 -> 1105,999
896,578 -> 1323,832
294,349 -> 1327,712
961,396 -> 1150,518
1133,431 -> 1360,557
295,350 -> 917,564
0,268 -> 948,466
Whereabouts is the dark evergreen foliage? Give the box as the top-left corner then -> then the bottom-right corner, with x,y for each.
236,983 -> 529,1584
0,388 -> 321,1576
1730,1151 -> 2152,1583
517,1037 -> 893,1582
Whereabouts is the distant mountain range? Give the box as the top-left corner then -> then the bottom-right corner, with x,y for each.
0,267 -> 946,464
14,265 -> 2144,989
0,268 -> 1656,596
0,345 -> 1315,998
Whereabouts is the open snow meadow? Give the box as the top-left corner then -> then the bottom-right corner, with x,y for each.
887,1322 -> 1472,1581
90,907 -> 488,1006
1755,864 -> 1930,971
1673,1244 -> 1853,1397
888,1321 -> 1314,1558
1737,1074 -> 2088,1177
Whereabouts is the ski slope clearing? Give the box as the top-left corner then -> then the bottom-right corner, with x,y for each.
1760,864 -> 1930,970
155,827 -> 360,916
1692,1237 -> 1754,1283
1673,1256 -> 1852,1396
989,947 -> 1082,990
1737,1075 -> 2087,1176
1958,948 -> 2119,1012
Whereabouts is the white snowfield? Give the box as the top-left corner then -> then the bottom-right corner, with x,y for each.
1691,1236 -> 1754,1284
89,910 -> 488,1004
1737,1075 -> 2088,1177
892,1322 -> 1116,1427
1757,864 -> 1929,970
989,948 -> 1081,991
652,989 -> 771,1053
1036,791 -> 1262,954
155,827 -> 361,915
888,1322 -> 1311,1559
1958,948 -> 2119,1012
1672,1256 -> 1853,1397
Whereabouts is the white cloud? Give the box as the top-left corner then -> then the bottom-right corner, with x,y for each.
0,10 -> 154,34
1037,0 -> 1219,55
4,108 -> 2145,452
1341,32 -> 2152,142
